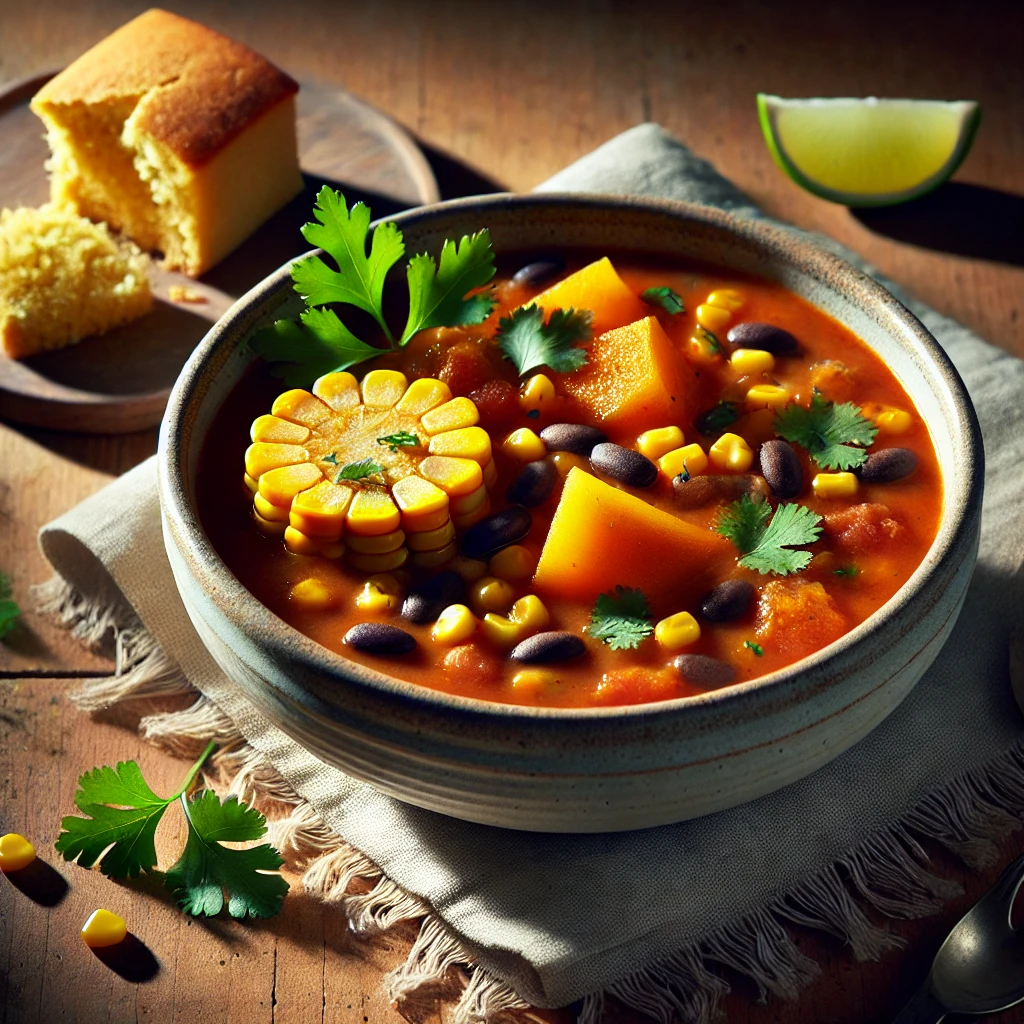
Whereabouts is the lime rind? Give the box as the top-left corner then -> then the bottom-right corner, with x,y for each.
757,93 -> 982,208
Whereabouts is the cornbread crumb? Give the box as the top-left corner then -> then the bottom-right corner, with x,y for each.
168,285 -> 207,304
0,204 -> 151,359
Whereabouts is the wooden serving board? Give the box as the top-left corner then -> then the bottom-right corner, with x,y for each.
0,72 -> 440,434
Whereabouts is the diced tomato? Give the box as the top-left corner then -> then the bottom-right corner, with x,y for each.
441,643 -> 504,687
437,341 -> 494,397
469,379 -> 520,432
755,579 -> 846,658
823,503 -> 903,554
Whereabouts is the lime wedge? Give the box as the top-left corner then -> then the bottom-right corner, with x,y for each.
757,95 -> 981,207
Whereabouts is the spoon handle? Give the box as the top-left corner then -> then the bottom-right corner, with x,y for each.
892,985 -> 946,1024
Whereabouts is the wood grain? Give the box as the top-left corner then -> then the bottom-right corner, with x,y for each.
2,0 -> 1023,1021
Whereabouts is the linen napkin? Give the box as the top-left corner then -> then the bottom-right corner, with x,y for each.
36,125 -> 1024,1021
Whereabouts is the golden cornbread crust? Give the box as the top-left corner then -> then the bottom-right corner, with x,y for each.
32,8 -> 299,168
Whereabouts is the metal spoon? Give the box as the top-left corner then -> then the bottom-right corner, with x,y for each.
893,852 -> 1024,1022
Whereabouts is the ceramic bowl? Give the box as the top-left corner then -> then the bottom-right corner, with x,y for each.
158,194 -> 983,833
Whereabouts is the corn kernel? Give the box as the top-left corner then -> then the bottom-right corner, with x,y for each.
244,442 -> 309,480
81,909 -> 127,949
686,327 -> 721,365
290,481 -> 354,538
696,303 -> 732,333
520,373 -> 556,412
406,520 -> 455,552
258,463 -> 323,507
318,541 -> 345,559
706,288 -> 744,312
471,576 -> 515,615
452,494 -> 492,530
480,613 -> 523,648
482,458 -> 498,489
348,547 -> 409,574
289,578 -> 334,611
510,668 -> 562,696
508,594 -> 549,634
730,348 -> 775,375
812,472 -> 859,499
360,369 -> 408,409
746,384 -> 791,410
271,389 -> 332,428
346,489 -> 402,536
252,509 -> 287,536
449,483 -> 488,516
392,475 -> 450,527
501,428 -> 547,463
432,604 -> 478,645
637,426 -> 685,461
284,526 -> 321,555
368,573 -> 403,596
395,377 -> 452,416
254,492 -> 290,522
421,396 -> 480,435
870,406 -> 913,435
658,443 -> 708,479
0,833 -> 36,872
355,576 -> 401,614
450,556 -> 489,583
411,541 -> 458,568
655,611 -> 701,651
429,426 -> 492,465
551,452 -> 586,477
243,473 -> 259,495
312,370 -> 361,411
489,545 -> 536,581
417,455 -> 483,497
708,433 -> 753,472
250,414 -> 310,445
346,528 -> 406,554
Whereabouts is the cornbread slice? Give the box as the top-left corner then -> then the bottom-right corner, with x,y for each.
0,204 -> 151,359
31,9 -> 302,277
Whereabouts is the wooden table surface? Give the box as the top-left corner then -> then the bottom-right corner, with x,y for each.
2,1 -> 1023,1021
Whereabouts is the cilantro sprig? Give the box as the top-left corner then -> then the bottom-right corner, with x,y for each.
251,187 -> 497,382
774,394 -> 877,470
334,458 -> 384,482
497,304 -> 592,376
377,430 -> 420,452
716,495 -> 823,576
587,586 -> 654,650
55,742 -> 287,920
0,572 -> 21,641
641,286 -> 685,315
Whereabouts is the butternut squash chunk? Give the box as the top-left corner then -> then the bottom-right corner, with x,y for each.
527,257 -> 646,335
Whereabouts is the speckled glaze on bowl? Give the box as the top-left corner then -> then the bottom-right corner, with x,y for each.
158,195 -> 983,833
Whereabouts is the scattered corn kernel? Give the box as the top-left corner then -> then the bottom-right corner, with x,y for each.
746,384 -> 791,410
480,613 -> 523,648
637,425 -> 685,461
360,369 -> 408,409
283,525 -> 321,555
730,348 -> 775,375
706,288 -> 744,312
686,327 -> 721,365
420,396 -> 480,435
428,426 -> 492,465
253,492 -> 290,522
312,371 -> 361,411
411,541 -> 458,569
470,576 -> 515,615
519,373 -> 555,412
654,610 -> 701,652
355,576 -> 402,614
395,377 -> 452,416
449,556 -> 489,583
81,909 -> 127,949
406,520 -> 455,552
658,443 -> 708,480
346,489 -> 402,536
432,604 -> 478,645
812,472 -> 859,499
348,547 -> 409,574
508,595 -> 550,634
501,428 -> 547,463
0,833 -> 36,872
289,578 -> 334,611
489,544 -> 536,581
696,303 -> 732,333
551,452 -> 586,477
870,406 -> 913,435
510,668 -> 562,696
708,433 -> 753,472
346,528 -> 406,554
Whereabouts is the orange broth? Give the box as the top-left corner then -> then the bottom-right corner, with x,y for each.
197,255 -> 942,708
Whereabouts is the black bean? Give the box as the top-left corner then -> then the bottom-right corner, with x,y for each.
858,448 -> 919,484
589,443 -> 658,488
726,322 -> 799,355
672,654 -> 737,688
695,401 -> 740,437
512,258 -> 566,288
672,474 -> 770,509
402,570 -> 465,624
343,623 -> 417,656
701,579 -> 756,623
506,459 -> 557,507
539,423 -> 607,456
510,631 -> 587,664
759,440 -> 803,499
460,507 -> 533,560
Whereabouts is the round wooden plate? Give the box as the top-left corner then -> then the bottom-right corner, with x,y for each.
0,72 -> 440,434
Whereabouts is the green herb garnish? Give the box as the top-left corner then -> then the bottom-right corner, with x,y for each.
641,286 -> 685,315
322,452 -> 339,465
696,326 -> 721,353
55,742 -> 286,919
744,640 -> 764,656
716,495 -> 823,576
774,394 -> 878,470
587,586 -> 654,651
377,430 -> 420,452
834,564 -> 860,578
251,188 -> 497,383
497,304 -> 592,376
334,458 -> 384,482
0,572 -> 21,641
696,401 -> 740,435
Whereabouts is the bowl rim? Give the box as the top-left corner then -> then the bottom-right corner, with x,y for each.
158,191 -> 984,727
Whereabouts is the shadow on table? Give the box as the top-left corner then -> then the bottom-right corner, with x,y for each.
417,139 -> 507,200
3,857 -> 69,907
91,931 -> 160,982
853,182 -> 1024,266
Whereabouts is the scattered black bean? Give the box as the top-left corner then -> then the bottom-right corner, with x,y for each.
402,570 -> 465,624
460,507 -> 533,560
726,322 -> 799,355
343,622 -> 417,656
672,474 -> 770,509
701,579 -> 756,623
858,448 -> 919,484
510,631 -> 587,664
589,443 -> 658,488
506,459 -> 556,507
512,258 -> 566,288
672,654 -> 737,688
695,401 -> 740,436
759,439 -> 803,499
539,422 -> 607,456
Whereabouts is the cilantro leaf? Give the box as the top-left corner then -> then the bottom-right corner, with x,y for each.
834,564 -> 860,578
587,586 -> 654,650
291,187 -> 405,342
497,305 -> 592,376
775,394 -> 878,470
165,791 -> 287,920
334,458 -> 384,482
716,495 -> 823,576
377,430 -> 420,452
641,286 -> 685,315
0,572 -> 20,640
401,231 -> 497,343
744,640 -> 764,656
